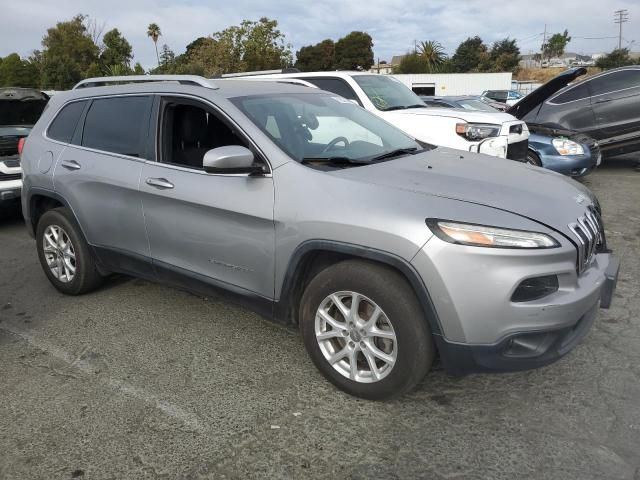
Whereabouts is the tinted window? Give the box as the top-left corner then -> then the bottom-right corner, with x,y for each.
590,69 -> 640,96
552,82 -> 590,104
82,96 -> 152,158
304,78 -> 361,103
47,101 -> 86,143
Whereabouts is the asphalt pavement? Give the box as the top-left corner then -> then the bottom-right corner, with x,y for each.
1,157 -> 639,479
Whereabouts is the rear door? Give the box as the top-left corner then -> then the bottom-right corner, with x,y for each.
52,95 -> 153,274
588,68 -> 640,146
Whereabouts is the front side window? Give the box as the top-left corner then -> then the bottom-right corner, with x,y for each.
352,75 -> 427,111
47,101 -> 86,143
232,93 -> 422,165
81,96 -> 152,158
589,69 -> 640,96
551,82 -> 590,104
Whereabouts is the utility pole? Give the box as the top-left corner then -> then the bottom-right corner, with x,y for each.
614,9 -> 629,50
542,24 -> 547,60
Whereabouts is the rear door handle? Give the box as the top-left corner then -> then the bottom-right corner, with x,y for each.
145,177 -> 174,189
594,98 -> 611,104
60,160 -> 81,170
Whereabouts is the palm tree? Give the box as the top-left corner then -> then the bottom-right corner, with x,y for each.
147,23 -> 162,66
418,40 -> 446,72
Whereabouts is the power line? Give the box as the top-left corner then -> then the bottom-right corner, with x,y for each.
614,9 -> 629,50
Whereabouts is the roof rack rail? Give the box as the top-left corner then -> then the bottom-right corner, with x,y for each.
226,77 -> 317,88
221,68 -> 300,78
73,75 -> 218,90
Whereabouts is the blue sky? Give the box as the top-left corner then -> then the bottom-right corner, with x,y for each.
0,0 -> 637,69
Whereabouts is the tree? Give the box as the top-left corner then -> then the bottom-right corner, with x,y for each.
240,18 -> 292,71
334,31 -> 374,70
395,52 -> 430,74
596,48 -> 633,69
295,39 -> 335,71
147,23 -> 162,66
100,28 -> 133,70
483,38 -> 520,72
543,30 -> 571,60
40,14 -> 100,89
451,36 -> 488,72
0,53 -> 40,87
417,40 -> 447,72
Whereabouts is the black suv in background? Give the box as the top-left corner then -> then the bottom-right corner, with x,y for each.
0,88 -> 49,208
509,67 -> 640,159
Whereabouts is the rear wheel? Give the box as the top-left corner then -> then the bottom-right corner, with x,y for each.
36,207 -> 104,295
300,259 -> 434,400
526,150 -> 543,167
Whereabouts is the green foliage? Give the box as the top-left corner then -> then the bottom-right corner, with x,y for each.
100,28 -> 133,69
543,30 -> 571,60
40,14 -> 100,89
334,31 -> 374,70
295,39 -> 335,71
483,38 -> 520,73
417,40 -> 447,72
394,52 -> 431,74
596,48 -> 634,69
147,23 -> 162,65
0,53 -> 40,87
451,36 -> 488,72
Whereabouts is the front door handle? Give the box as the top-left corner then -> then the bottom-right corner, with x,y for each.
594,98 -> 611,104
61,160 -> 81,170
145,177 -> 174,189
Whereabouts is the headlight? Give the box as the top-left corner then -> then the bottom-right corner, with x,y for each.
552,138 -> 584,156
455,123 -> 501,141
427,220 -> 559,249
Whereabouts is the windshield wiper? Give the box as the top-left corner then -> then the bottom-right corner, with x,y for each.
405,104 -> 428,109
300,156 -> 368,166
381,104 -> 427,111
369,147 -> 419,162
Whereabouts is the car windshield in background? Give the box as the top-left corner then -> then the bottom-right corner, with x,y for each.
455,99 -> 497,112
352,75 -> 427,111
232,93 -> 423,166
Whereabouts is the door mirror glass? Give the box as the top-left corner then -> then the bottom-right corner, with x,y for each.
202,146 -> 262,174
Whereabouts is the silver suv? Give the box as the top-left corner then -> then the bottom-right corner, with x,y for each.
21,75 -> 619,400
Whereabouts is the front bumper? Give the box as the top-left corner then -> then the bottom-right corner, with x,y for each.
412,233 -> 619,375
0,179 -> 22,202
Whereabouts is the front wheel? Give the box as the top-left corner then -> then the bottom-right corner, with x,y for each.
526,150 -> 543,167
300,259 -> 434,400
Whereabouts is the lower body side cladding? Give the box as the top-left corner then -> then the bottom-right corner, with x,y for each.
411,234 -> 617,375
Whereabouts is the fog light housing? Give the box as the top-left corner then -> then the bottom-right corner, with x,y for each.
511,275 -> 559,302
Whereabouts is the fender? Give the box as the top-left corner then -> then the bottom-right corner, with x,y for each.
24,187 -> 75,238
275,239 -> 443,335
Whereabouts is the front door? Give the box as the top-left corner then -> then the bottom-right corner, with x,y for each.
140,96 -> 276,299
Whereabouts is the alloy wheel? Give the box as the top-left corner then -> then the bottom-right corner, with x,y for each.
314,291 -> 397,383
42,224 -> 76,283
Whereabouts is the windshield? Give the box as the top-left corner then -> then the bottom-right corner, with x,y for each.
455,99 -> 498,112
232,93 -> 422,164
352,75 -> 426,111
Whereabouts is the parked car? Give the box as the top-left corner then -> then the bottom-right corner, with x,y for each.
0,88 -> 49,208
420,95 -> 506,112
21,75 -> 618,400
421,94 -> 600,177
481,90 -> 523,106
509,66 -> 640,158
233,71 -> 529,161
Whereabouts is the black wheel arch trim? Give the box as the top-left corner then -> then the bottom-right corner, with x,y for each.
276,239 -> 443,335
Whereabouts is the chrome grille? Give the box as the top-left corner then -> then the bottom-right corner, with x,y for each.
568,206 -> 604,275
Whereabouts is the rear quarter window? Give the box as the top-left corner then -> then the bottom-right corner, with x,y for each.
81,96 -> 152,158
589,69 -> 640,96
47,101 -> 87,143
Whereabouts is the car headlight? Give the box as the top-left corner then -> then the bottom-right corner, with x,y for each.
455,123 -> 501,141
426,220 -> 559,249
552,138 -> 584,156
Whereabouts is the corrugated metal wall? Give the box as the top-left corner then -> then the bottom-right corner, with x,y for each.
389,73 -> 513,96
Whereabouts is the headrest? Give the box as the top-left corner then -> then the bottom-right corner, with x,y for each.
176,106 -> 208,144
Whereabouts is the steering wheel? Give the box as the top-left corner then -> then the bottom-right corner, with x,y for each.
322,136 -> 350,154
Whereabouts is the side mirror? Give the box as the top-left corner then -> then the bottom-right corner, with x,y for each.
202,146 -> 264,175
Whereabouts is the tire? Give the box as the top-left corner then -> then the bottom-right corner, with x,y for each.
299,259 -> 434,400
526,150 -> 543,167
36,207 -> 103,295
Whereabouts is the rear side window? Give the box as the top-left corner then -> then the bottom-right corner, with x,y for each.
589,69 -> 640,96
303,78 -> 361,104
47,101 -> 86,143
81,96 -> 152,158
551,82 -> 590,104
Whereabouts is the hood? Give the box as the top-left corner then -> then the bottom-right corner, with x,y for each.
508,68 -> 587,119
332,147 -> 594,234
382,106 -> 519,124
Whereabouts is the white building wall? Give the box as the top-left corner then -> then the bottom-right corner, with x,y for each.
389,73 -> 513,96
